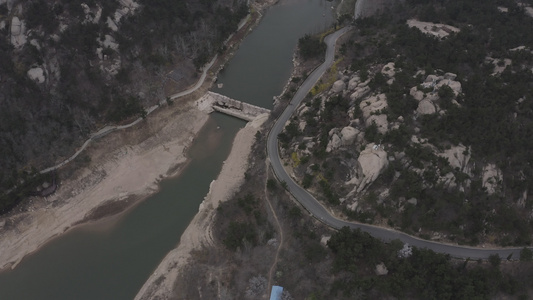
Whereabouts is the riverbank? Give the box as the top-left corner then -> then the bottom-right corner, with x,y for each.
0,98 -> 210,271
135,113 -> 268,300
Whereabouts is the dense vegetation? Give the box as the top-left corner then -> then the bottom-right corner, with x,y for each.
0,0 -> 249,213
327,227 -> 531,299
298,34 -> 327,60
222,194 -> 264,250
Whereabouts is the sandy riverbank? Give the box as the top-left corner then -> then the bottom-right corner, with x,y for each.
0,99 -> 209,271
135,113 -> 268,300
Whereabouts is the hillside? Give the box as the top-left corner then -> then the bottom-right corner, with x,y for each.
280,0 -> 533,246
0,0 -> 248,212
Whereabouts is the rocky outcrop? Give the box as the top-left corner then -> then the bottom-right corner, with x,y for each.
482,164 -> 502,195
381,62 -> 395,78
114,0 -> 140,24
439,145 -> 470,173
410,86 -> 425,101
421,74 -> 462,95
360,94 -> 389,133
409,73 -> 463,115
375,262 -> 388,275
350,86 -> 371,101
27,67 -> 45,84
326,131 -> 342,152
10,17 -> 27,49
407,19 -> 460,39
438,172 -> 457,189
417,99 -> 436,115
437,79 -> 462,96
103,35 -> 119,51
348,73 -> 371,101
340,126 -> 361,145
82,3 -> 102,24
348,75 -> 360,91
407,198 -> 418,206
331,80 -> 346,93
326,126 -> 362,152
347,143 -> 388,193
320,235 -> 331,246
486,57 -> 512,75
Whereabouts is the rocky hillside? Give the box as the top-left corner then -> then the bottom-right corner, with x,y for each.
281,0 -> 533,246
0,0 -> 248,212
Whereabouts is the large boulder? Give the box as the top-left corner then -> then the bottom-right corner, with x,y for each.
340,126 -> 361,145
417,99 -> 436,115
10,16 -> 27,49
437,79 -> 462,95
331,80 -> 346,94
27,67 -> 45,83
447,80 -> 462,95
347,143 -> 388,193
410,86 -> 424,101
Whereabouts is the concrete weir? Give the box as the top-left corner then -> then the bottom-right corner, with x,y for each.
196,92 -> 271,121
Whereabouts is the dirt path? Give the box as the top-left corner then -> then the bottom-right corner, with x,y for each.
39,56 -> 217,175
265,163 -> 284,293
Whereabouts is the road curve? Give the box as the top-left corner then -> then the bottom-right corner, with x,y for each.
266,26 -> 530,260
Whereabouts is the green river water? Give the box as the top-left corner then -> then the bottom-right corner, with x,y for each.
0,1 -> 334,299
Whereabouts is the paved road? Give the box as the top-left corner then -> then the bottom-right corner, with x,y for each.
266,27 -> 530,260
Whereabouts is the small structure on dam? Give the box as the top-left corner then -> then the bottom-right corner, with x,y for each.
196,91 -> 271,121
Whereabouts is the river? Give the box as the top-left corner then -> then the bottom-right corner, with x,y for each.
0,1 -> 335,299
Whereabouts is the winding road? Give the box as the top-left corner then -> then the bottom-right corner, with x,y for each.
266,26 -> 531,260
